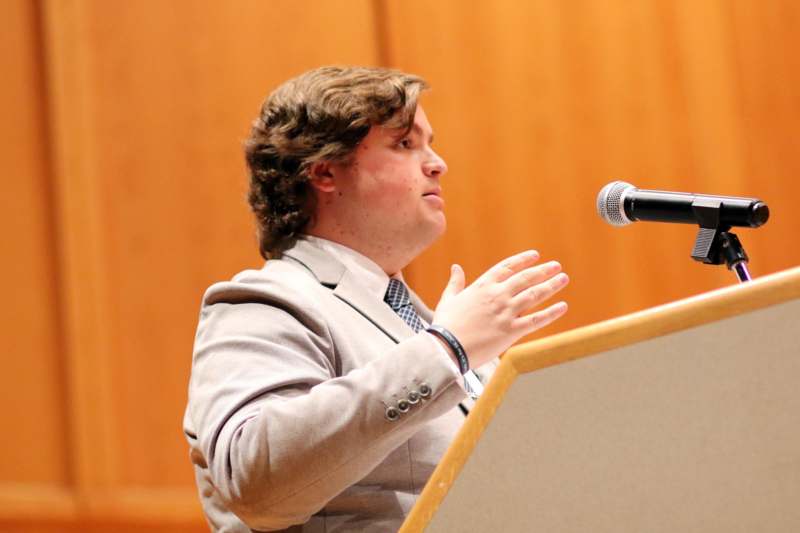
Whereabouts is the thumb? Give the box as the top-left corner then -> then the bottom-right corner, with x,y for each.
440,264 -> 465,301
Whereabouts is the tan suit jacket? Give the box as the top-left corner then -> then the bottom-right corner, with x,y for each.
183,239 -> 477,532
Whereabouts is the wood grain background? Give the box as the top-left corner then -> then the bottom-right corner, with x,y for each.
3,1 -> 798,531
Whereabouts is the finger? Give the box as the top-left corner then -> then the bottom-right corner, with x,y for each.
510,272 -> 569,314
513,301 -> 568,335
478,250 -> 540,284
502,260 -> 562,296
440,264 -> 465,301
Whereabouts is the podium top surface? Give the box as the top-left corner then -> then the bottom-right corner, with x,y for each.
506,264 -> 800,376
401,265 -> 800,532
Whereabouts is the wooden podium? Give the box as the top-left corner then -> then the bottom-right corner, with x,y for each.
401,266 -> 800,532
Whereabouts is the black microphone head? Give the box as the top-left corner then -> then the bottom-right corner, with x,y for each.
597,180 -> 636,226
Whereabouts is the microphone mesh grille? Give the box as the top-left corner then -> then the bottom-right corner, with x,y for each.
597,181 -> 634,226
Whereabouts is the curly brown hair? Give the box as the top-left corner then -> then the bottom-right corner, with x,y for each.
244,66 -> 429,259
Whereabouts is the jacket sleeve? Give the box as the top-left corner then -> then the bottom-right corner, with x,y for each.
186,283 -> 466,531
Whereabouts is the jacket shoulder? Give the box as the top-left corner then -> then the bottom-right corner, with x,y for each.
201,258 -> 324,308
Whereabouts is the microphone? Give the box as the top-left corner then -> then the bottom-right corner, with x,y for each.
596,181 -> 769,228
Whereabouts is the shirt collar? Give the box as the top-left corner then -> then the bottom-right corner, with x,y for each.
300,235 -> 403,300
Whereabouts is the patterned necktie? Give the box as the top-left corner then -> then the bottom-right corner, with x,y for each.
384,279 -> 425,333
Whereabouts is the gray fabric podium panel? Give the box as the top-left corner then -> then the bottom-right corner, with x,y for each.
427,298 -> 800,532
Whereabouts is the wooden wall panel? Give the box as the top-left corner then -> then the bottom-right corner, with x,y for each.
390,0 -> 800,340
0,0 -> 70,487
727,1 -> 800,269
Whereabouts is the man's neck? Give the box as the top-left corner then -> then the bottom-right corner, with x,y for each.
304,228 -> 417,277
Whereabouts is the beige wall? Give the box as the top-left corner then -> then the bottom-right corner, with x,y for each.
2,0 -> 799,531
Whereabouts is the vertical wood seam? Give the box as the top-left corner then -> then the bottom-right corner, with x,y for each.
371,0 -> 393,67
40,0 -> 119,492
29,0 -> 75,490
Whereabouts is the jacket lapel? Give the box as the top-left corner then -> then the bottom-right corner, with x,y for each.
282,239 -> 415,343
333,269 -> 414,343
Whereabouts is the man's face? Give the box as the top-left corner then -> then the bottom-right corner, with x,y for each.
326,105 -> 449,261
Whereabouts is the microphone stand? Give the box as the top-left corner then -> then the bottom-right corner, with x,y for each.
690,199 -> 753,283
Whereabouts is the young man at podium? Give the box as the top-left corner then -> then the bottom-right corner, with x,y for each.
183,66 -> 569,532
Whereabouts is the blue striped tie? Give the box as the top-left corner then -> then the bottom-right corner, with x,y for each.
384,279 -> 425,333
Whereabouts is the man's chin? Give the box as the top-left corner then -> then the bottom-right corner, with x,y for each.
419,216 -> 446,248
423,209 -> 446,230
436,216 -> 447,237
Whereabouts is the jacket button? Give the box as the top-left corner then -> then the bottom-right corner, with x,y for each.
397,399 -> 410,412
407,390 -> 420,404
419,383 -> 432,398
385,406 -> 400,421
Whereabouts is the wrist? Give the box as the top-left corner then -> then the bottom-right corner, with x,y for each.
427,325 -> 470,375
429,334 -> 459,366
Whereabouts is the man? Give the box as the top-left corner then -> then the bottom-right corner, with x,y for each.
184,66 -> 569,532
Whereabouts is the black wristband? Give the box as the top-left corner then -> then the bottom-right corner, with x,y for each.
427,325 -> 470,375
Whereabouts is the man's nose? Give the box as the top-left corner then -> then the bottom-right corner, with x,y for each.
423,150 -> 448,178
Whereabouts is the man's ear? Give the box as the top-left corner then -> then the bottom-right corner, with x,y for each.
308,161 -> 336,193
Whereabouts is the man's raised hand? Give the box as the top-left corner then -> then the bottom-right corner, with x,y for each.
431,250 -> 569,369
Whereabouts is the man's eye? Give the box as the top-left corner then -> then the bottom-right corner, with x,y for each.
398,138 -> 412,149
